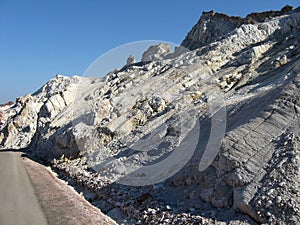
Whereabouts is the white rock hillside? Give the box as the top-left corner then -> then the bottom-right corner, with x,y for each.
1,5 -> 300,225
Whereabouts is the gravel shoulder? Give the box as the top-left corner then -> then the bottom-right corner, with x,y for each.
21,152 -> 117,225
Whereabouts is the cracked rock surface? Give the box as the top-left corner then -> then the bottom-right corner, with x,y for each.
1,5 -> 300,225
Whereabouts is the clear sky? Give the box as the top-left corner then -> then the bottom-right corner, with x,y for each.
1,0 -> 299,103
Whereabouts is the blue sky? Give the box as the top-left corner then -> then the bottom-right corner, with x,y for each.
1,0 -> 299,103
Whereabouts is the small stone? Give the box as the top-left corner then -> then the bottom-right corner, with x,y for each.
276,196 -> 282,204
266,212 -> 272,217
115,201 -> 125,207
267,189 -> 275,196
147,208 -> 156,214
256,200 -> 262,206
265,200 -> 272,208
185,177 -> 192,185
148,96 -> 165,113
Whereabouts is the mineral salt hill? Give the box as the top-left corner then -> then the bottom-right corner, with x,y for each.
1,5 -> 300,225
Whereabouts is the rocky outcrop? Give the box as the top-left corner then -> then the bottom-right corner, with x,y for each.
246,5 -> 294,22
141,43 -> 172,61
0,75 -> 80,151
181,5 -> 294,50
181,11 -> 246,50
0,109 -> 5,125
1,6 -> 300,225
126,54 -> 136,65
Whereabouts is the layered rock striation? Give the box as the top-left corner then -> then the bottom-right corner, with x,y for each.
1,5 -> 300,225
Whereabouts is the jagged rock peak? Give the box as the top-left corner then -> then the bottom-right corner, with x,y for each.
126,54 -> 136,65
181,5 -> 295,50
141,43 -> 172,62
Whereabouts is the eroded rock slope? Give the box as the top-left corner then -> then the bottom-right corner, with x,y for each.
1,5 -> 300,225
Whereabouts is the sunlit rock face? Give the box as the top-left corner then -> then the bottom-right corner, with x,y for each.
181,5 -> 295,50
141,43 -> 172,61
1,5 -> 300,224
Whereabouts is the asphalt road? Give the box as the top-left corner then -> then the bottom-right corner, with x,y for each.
0,151 -> 48,225
0,151 -> 116,225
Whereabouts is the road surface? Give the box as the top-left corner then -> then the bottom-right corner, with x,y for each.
0,151 -> 116,225
0,151 -> 48,225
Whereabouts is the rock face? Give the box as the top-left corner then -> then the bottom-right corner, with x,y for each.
0,109 -> 5,125
1,6 -> 300,225
181,11 -> 246,50
181,5 -> 294,50
0,75 -> 80,151
141,43 -> 172,61
126,54 -> 136,65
